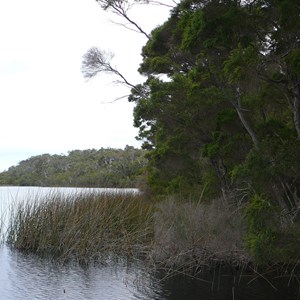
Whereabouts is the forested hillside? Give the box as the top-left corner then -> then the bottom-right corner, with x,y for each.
0,146 -> 146,188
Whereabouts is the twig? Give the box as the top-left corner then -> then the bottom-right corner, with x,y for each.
247,265 -> 278,290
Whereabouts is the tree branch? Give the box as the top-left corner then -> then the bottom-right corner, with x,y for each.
96,0 -> 150,39
81,47 -> 143,95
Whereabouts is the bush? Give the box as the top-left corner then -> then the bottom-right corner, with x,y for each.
244,195 -> 279,264
150,197 -> 248,273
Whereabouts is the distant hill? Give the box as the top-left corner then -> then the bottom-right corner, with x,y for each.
0,146 -> 147,188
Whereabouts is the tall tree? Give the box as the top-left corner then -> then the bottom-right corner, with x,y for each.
84,0 -> 300,210
129,0 -> 300,206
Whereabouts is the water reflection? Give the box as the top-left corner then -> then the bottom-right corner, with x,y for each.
0,186 -> 152,300
0,187 -> 299,300
0,245 -> 299,300
0,245 -> 163,300
156,265 -> 300,300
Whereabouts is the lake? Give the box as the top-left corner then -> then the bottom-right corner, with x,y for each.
0,186 -> 298,299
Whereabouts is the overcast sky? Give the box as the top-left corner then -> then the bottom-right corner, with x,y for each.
0,0 -> 172,172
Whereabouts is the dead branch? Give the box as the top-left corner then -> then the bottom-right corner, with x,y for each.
96,0 -> 150,39
81,47 -> 143,95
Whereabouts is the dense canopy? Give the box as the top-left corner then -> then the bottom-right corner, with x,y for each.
128,0 -> 300,207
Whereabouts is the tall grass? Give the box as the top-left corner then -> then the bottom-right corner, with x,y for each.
5,189 -> 300,289
6,191 -> 154,264
6,191 -> 251,272
5,190 -> 299,294
0,213 -> 3,245
0,200 -> 8,246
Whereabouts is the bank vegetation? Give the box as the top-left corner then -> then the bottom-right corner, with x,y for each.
5,190 -> 299,282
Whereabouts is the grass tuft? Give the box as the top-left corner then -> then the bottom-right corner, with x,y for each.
6,190 -> 154,264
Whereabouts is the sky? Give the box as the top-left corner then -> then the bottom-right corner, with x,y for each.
0,0 -> 173,172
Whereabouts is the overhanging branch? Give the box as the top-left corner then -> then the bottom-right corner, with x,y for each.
81,47 -> 143,95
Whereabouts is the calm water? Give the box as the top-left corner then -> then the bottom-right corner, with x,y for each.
0,186 -> 298,300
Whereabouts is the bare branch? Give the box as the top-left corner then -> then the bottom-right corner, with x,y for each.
108,19 -> 145,35
96,0 -> 150,39
81,47 -> 143,95
81,47 -> 115,79
108,94 -> 131,102
144,0 -> 177,8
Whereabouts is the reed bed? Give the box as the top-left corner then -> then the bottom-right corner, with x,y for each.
5,191 -> 249,270
6,191 -> 155,264
5,190 -> 300,290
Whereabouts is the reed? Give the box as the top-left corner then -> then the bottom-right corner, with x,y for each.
0,214 -> 3,245
6,190 -> 155,264
5,191 -> 249,270
5,190 -> 299,286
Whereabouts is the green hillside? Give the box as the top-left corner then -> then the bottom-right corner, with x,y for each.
0,146 -> 146,188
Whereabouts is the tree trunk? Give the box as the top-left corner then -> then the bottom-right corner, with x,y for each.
234,105 -> 259,148
293,85 -> 300,140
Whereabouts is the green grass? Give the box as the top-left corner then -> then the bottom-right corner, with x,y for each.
6,190 -> 155,264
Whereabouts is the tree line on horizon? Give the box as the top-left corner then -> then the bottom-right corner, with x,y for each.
0,146 -> 147,188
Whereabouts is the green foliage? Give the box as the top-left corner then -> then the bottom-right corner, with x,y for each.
245,194 -> 300,264
181,9 -> 205,52
129,0 -> 300,201
200,166 -> 221,199
286,48 -> 300,76
0,147 -> 147,188
223,45 -> 259,84
244,195 -> 279,264
127,0 -> 300,267
232,136 -> 300,208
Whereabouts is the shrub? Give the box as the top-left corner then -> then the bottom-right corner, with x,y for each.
244,194 -> 279,264
150,197 -> 248,273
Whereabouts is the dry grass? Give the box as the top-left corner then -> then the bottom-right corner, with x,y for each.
150,197 -> 250,274
6,190 -> 155,264
0,214 -> 4,245
5,191 -> 250,273
5,189 -> 300,289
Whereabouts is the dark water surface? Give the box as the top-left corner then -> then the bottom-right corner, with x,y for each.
0,187 -> 299,299
157,269 -> 300,300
